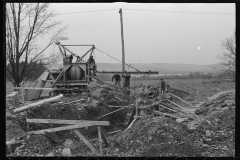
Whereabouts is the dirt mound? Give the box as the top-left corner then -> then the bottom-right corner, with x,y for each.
102,92 -> 235,157
169,88 -> 190,100
105,116 -> 206,157
6,120 -> 26,141
195,92 -> 235,116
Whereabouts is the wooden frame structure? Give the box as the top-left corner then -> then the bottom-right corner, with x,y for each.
26,119 -> 110,156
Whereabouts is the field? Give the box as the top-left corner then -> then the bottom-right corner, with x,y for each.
6,78 -> 235,100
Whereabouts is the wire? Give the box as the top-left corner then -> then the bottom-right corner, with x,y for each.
95,48 -> 141,72
54,8 -> 234,16
124,8 -> 235,15
54,8 -> 119,15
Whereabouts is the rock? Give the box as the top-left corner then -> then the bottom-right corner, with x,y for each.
6,141 -> 23,155
46,152 -> 54,156
63,139 -> 77,150
62,147 -> 71,156
69,142 -> 78,150
176,118 -> 188,123
63,139 -> 73,148
205,130 -> 211,137
44,132 -> 60,144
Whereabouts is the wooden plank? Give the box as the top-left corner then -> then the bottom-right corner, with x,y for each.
50,69 -> 64,88
107,105 -> 128,108
13,87 -> 55,90
26,119 -> 110,125
108,130 -> 122,135
27,121 -> 109,135
13,87 -> 85,91
74,129 -> 99,155
100,128 -> 109,147
98,126 -> 103,156
97,105 -> 131,119
14,94 -> 63,113
169,93 -> 194,107
96,71 -> 158,74
166,99 -> 190,112
126,118 -> 137,130
153,110 -> 182,119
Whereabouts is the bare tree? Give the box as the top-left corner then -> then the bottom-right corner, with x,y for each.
5,3 -> 68,87
218,31 -> 236,75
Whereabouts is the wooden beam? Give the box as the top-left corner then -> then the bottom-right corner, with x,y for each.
97,105 -> 132,119
152,110 -> 182,119
13,87 -> 55,90
74,129 -> 99,155
166,99 -> 190,112
169,93 -> 194,107
107,130 -> 122,135
126,118 -> 137,130
98,126 -> 103,156
27,121 -> 109,135
96,71 -> 158,74
26,119 -> 109,125
14,94 -> 63,114
100,128 -> 109,147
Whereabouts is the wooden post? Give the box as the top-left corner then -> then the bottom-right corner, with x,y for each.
135,99 -> 138,117
74,129 -> 99,155
100,128 -> 109,147
21,87 -> 24,102
98,126 -> 103,156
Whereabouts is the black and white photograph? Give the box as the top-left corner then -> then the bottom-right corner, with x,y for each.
6,3 -> 235,157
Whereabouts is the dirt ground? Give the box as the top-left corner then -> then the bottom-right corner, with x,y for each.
6,79 -> 235,157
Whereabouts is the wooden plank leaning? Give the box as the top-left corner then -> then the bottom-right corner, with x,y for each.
169,93 -> 194,107
126,118 -> 137,130
14,94 -> 63,114
27,121 -> 109,135
97,104 -> 133,119
152,110 -> 182,119
100,128 -> 109,147
98,126 -> 103,156
74,129 -> 99,155
26,119 -> 109,125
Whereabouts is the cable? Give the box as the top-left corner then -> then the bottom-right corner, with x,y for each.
54,8 -> 118,15
54,8 -> 234,16
124,8 -> 235,15
95,48 -> 141,72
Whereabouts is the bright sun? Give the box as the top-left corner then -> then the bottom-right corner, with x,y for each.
198,47 -> 201,50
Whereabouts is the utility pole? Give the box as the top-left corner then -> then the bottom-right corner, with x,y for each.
119,8 -> 129,88
119,8 -> 125,73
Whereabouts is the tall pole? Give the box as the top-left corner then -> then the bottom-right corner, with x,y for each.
119,8 -> 125,73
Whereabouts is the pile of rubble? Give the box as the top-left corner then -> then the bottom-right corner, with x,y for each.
103,91 -> 235,157
6,81 -> 235,157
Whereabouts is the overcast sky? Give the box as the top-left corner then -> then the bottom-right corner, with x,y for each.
40,3 -> 235,65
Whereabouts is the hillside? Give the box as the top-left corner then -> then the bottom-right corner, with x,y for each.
50,63 -> 219,74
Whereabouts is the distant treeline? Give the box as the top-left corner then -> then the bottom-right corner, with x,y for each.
96,71 -> 234,81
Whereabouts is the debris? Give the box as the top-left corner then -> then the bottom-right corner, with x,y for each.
205,130 -> 211,137
46,152 -> 54,156
62,147 -> 72,156
6,140 -> 23,154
